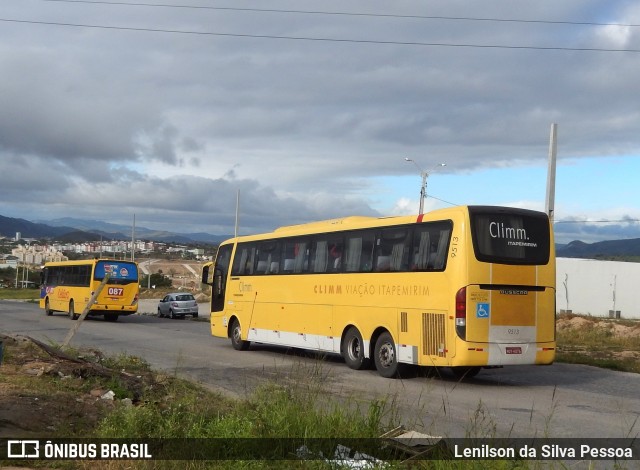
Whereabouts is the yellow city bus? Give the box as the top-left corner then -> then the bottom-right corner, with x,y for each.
202,206 -> 555,378
40,259 -> 139,322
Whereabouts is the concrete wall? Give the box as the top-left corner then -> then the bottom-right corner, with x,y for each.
556,258 -> 640,319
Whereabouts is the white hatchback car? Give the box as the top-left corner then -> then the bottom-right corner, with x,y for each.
157,293 -> 199,319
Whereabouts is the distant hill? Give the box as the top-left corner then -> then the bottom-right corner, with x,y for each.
8,212 -> 637,253
557,238 -> 640,258
0,214 -> 228,245
42,217 -> 229,244
57,231 -> 107,243
0,215 -> 81,239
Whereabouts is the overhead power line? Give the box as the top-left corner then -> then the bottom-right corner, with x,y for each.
40,0 -> 640,28
2,17 -> 640,53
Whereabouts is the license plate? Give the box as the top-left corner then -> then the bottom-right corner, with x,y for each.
107,287 -> 124,296
506,347 -> 522,355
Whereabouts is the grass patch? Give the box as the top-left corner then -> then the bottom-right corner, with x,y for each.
4,312 -> 639,468
2,337 -> 547,469
96,366 -> 392,440
556,313 -> 640,373
1,338 -> 402,468
0,288 -> 40,300
556,350 -> 640,373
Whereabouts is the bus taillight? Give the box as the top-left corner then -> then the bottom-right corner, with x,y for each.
455,287 -> 467,340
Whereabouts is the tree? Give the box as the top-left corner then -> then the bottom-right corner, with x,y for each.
141,272 -> 172,288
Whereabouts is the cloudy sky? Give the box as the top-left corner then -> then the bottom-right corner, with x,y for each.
1,0 -> 640,244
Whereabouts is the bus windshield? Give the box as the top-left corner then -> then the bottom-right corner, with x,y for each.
469,206 -> 550,265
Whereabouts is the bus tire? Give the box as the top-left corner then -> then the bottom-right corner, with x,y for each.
105,313 -> 119,322
230,318 -> 250,351
342,327 -> 370,370
45,299 -> 53,316
374,332 -> 399,378
68,301 -> 78,320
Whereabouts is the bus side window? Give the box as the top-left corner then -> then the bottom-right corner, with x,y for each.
231,244 -> 257,276
310,236 -> 343,273
344,231 -> 375,272
255,241 -> 281,275
81,266 -> 89,285
311,240 -> 328,273
432,228 -> 452,270
281,239 -> 309,274
376,228 -> 410,272
49,267 -> 58,286
412,222 -> 452,271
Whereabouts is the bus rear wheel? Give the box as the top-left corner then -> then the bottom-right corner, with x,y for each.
374,332 -> 399,378
68,301 -> 78,320
342,327 -> 370,370
230,319 -> 250,351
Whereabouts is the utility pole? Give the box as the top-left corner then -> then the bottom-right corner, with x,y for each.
405,159 -> 446,214
545,123 -> 558,222
234,189 -> 240,238
131,214 -> 136,262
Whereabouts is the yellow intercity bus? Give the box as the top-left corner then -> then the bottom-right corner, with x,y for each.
40,259 -> 139,322
202,206 -> 555,378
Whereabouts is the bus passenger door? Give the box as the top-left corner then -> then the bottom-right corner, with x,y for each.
212,268 -> 225,312
212,244 -> 233,313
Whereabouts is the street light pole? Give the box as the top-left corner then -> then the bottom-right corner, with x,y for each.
404,158 -> 446,214
147,259 -> 154,289
418,171 -> 427,215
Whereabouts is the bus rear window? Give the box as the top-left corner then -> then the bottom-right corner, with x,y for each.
95,261 -> 139,283
469,207 -> 550,265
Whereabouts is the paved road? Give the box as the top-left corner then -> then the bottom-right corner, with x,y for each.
1,300 -> 639,440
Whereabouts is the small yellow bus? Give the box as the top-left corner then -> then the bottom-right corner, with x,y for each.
40,259 -> 139,322
202,206 -> 555,378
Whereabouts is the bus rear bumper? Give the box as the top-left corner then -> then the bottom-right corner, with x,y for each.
454,341 -> 555,366
89,305 -> 138,316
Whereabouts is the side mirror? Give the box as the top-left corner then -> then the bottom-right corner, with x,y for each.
201,262 -> 214,286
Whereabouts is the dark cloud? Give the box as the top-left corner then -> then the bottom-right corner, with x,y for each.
555,218 -> 640,244
1,1 -> 639,237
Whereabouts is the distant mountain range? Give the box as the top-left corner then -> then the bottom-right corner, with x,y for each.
3,213 -> 640,257
0,214 -> 229,245
556,239 -> 640,259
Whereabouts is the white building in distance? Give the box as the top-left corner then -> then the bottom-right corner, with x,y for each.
11,246 -> 68,265
556,258 -> 640,320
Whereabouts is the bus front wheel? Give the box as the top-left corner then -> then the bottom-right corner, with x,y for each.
374,332 -> 399,378
230,319 -> 250,351
342,327 -> 370,370
45,299 -> 53,316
